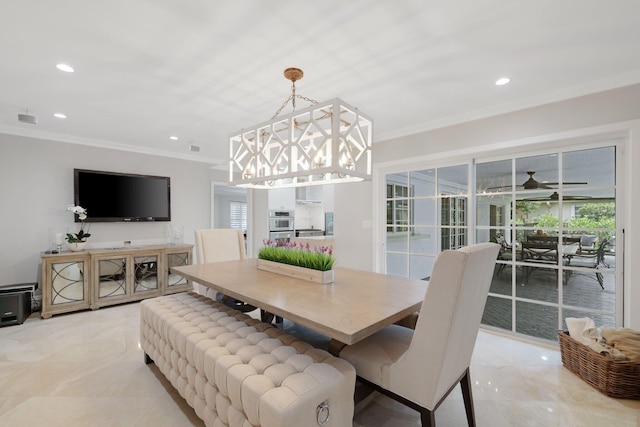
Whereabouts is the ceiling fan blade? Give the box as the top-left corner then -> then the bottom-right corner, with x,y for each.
485,185 -> 511,191
564,195 -> 594,200
561,181 -> 588,185
537,183 -> 555,190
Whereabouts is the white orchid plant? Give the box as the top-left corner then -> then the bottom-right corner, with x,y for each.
66,205 -> 91,243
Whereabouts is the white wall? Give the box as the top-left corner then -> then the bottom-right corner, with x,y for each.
355,83 -> 640,328
0,133 -> 212,287
332,180 -> 373,271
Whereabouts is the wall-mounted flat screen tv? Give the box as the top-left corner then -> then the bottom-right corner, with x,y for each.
74,169 -> 171,222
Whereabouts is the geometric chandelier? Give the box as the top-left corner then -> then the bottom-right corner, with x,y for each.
229,68 -> 373,189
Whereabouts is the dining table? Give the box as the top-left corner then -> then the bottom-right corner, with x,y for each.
520,242 -> 580,264
171,259 -> 428,354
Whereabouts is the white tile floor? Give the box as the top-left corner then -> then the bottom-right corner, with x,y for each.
1,302 -> 638,426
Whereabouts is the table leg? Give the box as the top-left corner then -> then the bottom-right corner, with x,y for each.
328,339 -> 347,357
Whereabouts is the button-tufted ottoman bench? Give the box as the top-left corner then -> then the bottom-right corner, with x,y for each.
140,292 -> 355,427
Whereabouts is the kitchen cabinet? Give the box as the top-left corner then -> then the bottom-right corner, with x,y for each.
295,186 -> 323,202
268,188 -> 295,210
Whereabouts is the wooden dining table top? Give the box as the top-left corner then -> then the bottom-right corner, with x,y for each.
171,259 -> 428,346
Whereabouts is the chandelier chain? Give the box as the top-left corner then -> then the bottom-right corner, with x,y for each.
271,81 -> 320,119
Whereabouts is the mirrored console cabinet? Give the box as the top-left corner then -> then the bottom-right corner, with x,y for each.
40,244 -> 193,318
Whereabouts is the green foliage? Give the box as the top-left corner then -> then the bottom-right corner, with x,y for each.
515,201 -> 542,224
516,201 -> 542,214
258,245 -> 334,271
530,202 -> 616,242
66,229 -> 91,243
533,213 -> 559,228
577,203 -> 615,221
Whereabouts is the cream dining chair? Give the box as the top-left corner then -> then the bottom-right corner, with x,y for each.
339,242 -> 500,427
194,228 -> 257,313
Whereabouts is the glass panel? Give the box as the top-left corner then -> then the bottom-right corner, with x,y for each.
489,265 -> 512,296
482,296 -> 512,331
516,301 -> 558,341
134,255 -> 158,292
386,252 -> 408,277
394,199 -> 410,231
476,159 -> 512,193
409,255 -> 435,280
516,266 -> 558,303
521,233 -> 560,267
476,145 -> 618,343
167,252 -> 190,286
410,169 -> 436,197
411,198 -> 436,226
563,147 -> 615,188
386,230 -> 408,253
440,197 -> 467,226
515,192 -> 558,228
388,172 -> 410,196
476,194 -> 511,228
438,165 -> 468,196
51,261 -> 84,305
563,270 -> 615,310
561,309 -> 616,331
386,200 -> 393,229
409,227 -> 436,254
98,258 -> 126,298
565,189 -> 615,240
515,154 -> 558,192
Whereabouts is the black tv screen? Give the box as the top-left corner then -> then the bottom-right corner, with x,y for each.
74,169 -> 171,222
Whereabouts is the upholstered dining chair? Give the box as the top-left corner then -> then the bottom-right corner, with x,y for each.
194,228 -> 257,313
339,242 -> 500,427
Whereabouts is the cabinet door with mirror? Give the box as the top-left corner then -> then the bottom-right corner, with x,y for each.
41,253 -> 91,318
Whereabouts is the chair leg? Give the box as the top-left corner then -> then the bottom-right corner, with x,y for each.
460,368 -> 476,427
420,409 -> 436,427
596,272 -> 604,289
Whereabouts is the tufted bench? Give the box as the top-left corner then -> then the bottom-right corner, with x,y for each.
140,292 -> 355,427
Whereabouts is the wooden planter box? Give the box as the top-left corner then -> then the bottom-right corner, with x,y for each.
257,259 -> 334,285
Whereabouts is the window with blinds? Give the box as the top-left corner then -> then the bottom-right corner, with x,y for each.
230,201 -> 247,230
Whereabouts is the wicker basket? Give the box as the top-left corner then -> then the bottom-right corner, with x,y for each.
557,330 -> 640,399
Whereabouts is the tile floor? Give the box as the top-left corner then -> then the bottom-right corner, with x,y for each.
1,302 -> 638,426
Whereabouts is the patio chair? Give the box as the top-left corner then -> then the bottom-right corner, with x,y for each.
495,234 -> 516,275
339,243 -> 500,427
578,234 -> 597,254
566,238 -> 609,289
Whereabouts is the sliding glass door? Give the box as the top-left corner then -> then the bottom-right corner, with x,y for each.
381,141 -> 622,342
385,164 -> 469,280
476,145 -> 619,340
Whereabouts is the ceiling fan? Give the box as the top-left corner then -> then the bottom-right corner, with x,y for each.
520,171 -> 587,190
520,191 -> 594,202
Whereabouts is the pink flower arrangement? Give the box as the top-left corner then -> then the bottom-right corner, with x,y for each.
262,239 -> 333,256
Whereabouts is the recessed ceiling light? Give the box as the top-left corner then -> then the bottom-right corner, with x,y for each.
53,113 -> 67,119
169,136 -> 179,141
495,77 -> 511,86
56,63 -> 74,73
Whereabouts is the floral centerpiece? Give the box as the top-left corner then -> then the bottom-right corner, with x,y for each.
257,239 -> 335,284
66,205 -> 91,251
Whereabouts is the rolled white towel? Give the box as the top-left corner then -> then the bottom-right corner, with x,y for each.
565,317 -> 598,345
